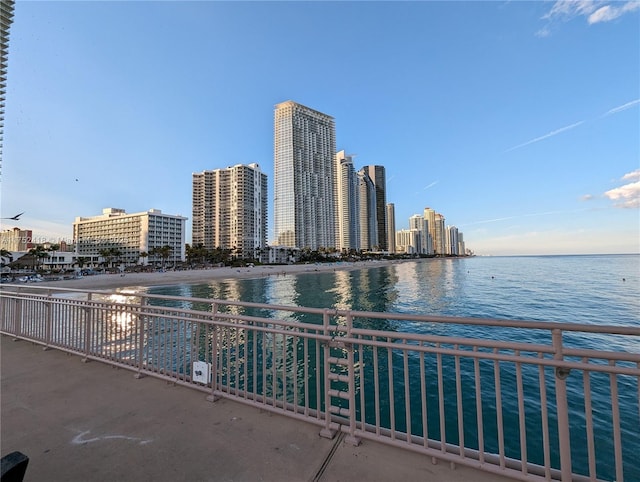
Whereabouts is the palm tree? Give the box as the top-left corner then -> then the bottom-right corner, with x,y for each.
158,245 -> 172,269
139,251 -> 149,266
0,249 -> 12,267
47,244 -> 60,271
28,246 -> 48,272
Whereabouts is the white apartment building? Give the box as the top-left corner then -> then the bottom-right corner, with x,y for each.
73,208 -> 186,266
274,101 -> 336,250
335,150 -> 359,251
396,229 -> 421,254
192,163 -> 267,259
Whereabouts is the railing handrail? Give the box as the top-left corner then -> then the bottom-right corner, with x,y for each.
3,284 -> 639,336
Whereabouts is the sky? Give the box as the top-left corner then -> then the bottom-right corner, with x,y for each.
1,0 -> 639,256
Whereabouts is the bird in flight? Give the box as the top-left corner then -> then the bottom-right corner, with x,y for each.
2,212 -> 24,220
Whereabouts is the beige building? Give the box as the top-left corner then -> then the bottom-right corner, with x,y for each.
0,227 -> 33,251
192,163 -> 267,259
73,208 -> 186,267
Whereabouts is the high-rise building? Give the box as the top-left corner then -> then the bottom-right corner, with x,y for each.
274,101 -> 336,250
73,208 -> 186,266
1,0 -> 15,176
335,150 -> 359,251
192,163 -> 267,258
434,213 -> 445,255
423,207 -> 436,256
409,214 -> 427,254
364,165 -> 387,251
445,225 -> 459,255
357,168 -> 377,251
386,203 -> 396,254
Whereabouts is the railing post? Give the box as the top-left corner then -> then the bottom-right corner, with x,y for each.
44,291 -> 52,350
135,297 -> 147,379
320,309 -> 337,439
82,294 -> 92,363
552,329 -> 572,481
206,302 -> 220,402
13,297 -> 22,340
344,312 -> 360,446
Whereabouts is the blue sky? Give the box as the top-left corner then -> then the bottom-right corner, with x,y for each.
2,0 -> 639,256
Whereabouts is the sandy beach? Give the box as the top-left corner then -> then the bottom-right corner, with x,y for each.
16,260 -> 401,291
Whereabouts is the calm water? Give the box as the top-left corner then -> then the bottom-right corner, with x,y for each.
129,254 -> 639,480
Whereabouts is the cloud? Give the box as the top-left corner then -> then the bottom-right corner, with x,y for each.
604,170 -> 640,208
537,1 -> 640,36
504,120 -> 584,152
505,99 -> 639,153
605,99 -> 640,116
589,2 -> 640,23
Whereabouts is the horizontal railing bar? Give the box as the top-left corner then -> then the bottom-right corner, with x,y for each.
4,285 -> 640,336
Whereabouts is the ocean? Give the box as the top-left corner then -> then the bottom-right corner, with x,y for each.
131,254 -> 639,480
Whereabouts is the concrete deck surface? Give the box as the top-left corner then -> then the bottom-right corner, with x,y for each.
1,335 -> 517,482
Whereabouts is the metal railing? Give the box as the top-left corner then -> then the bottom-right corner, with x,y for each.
1,285 -> 638,482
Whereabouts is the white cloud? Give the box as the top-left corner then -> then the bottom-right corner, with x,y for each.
622,169 -> 640,181
538,1 -> 639,35
604,170 -> 640,208
589,2 -> 640,24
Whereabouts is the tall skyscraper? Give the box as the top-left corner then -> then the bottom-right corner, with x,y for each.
335,150 -> 359,251
386,203 -> 396,254
364,165 -> 387,251
274,101 -> 336,250
0,0 -> 15,177
357,168 -> 377,251
192,163 -> 267,258
423,207 -> 436,256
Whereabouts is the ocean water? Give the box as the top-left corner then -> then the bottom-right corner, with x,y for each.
132,254 -> 639,480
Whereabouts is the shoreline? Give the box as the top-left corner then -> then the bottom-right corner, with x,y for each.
11,260 -> 405,291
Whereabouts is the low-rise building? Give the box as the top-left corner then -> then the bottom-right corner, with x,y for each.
73,208 -> 187,267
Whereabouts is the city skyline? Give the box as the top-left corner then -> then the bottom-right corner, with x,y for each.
1,1 -> 638,256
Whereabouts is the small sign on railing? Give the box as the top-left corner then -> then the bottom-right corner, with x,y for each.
192,361 -> 211,384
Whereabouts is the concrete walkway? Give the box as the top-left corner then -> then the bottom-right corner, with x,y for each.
1,335 -> 517,482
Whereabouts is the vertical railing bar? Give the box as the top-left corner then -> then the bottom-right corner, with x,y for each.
404,344 -> 412,445
281,330 -> 287,411
303,329 -> 310,416
358,340 -> 366,431
515,351 -> 527,475
373,340 -> 381,436
242,324 -> 249,400
437,343 -> 446,455
209,303 -> 219,401
473,346 -> 485,464
292,329 -> 298,412
387,344 -> 395,440
44,292 -> 52,349
321,310 -> 332,435
455,344 -> 465,458
494,348 -> 505,468
271,327 -> 277,406
262,326 -> 267,407
315,325 -> 322,421
581,358 -> 596,481
552,329 -> 572,482
537,353 -> 552,481
420,344 -> 428,449
609,360 -> 623,482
